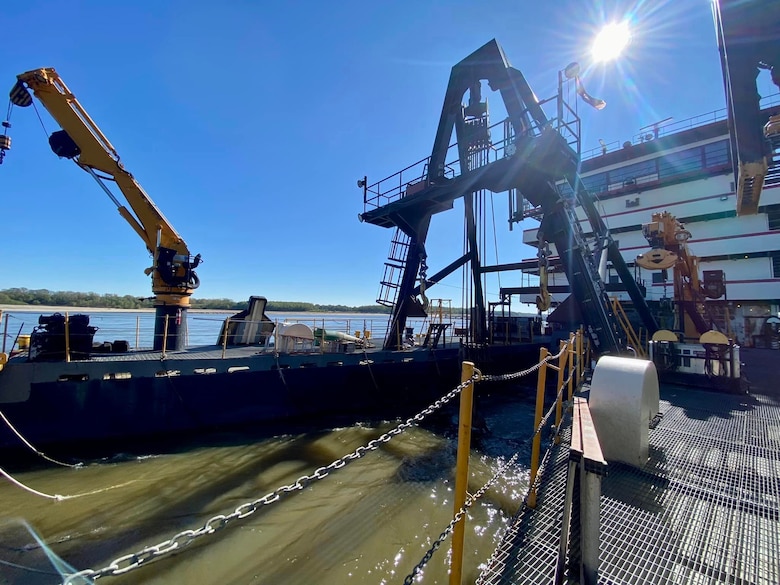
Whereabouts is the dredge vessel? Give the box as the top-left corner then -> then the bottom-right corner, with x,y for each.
3,3 -> 770,452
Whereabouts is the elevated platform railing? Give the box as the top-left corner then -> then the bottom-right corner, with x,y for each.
581,92 -> 780,161
362,111 -> 552,213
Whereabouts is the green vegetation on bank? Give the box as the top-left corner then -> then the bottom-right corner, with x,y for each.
0,288 -> 391,314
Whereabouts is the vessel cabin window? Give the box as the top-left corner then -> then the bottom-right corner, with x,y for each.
657,147 -> 704,178
608,159 -> 657,189
767,205 -> 780,231
577,139 -> 731,199
581,173 -> 609,196
704,140 -> 729,168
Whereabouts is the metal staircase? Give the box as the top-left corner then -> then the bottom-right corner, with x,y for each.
376,227 -> 410,307
610,297 -> 647,357
552,186 -> 627,353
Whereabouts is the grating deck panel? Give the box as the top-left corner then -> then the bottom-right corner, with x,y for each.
479,349 -> 780,584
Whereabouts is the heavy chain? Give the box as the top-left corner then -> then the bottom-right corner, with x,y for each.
533,367 -> 574,439
403,451 -> 521,584
481,343 -> 567,383
63,377 -> 477,584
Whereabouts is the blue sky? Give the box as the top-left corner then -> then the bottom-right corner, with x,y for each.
1,0 -> 776,307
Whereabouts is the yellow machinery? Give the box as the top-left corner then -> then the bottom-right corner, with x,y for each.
9,69 -> 200,350
636,212 -> 725,341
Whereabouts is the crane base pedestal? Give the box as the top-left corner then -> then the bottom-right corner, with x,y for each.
153,306 -> 188,351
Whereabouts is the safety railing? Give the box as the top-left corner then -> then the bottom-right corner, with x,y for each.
362,113 -> 551,212
581,92 -> 780,160
3,310 -> 465,358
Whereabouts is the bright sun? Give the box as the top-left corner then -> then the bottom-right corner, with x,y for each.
591,21 -> 631,62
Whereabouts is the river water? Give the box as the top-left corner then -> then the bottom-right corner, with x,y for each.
0,310 -> 539,585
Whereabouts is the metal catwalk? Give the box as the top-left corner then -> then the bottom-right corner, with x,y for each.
479,349 -> 780,584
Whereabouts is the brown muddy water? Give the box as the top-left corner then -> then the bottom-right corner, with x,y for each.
0,393 -> 538,585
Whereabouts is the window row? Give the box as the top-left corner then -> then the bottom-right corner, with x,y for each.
573,139 -> 731,197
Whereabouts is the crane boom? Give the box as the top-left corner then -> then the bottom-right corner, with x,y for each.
10,68 -> 200,350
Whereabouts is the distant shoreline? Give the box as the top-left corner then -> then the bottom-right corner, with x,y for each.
0,305 -> 391,316
0,305 -> 230,314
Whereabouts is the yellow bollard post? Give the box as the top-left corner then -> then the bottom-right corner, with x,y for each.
554,339 -> 566,444
64,312 -> 71,363
528,347 -> 549,509
162,314 -> 169,359
450,361 -> 478,585
568,333 -> 575,401
1,312 -> 8,354
222,318 -> 230,359
576,327 -> 583,388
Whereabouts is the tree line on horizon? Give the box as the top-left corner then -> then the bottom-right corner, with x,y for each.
0,288 -> 391,314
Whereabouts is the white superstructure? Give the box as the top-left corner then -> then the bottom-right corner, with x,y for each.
520,100 -> 780,346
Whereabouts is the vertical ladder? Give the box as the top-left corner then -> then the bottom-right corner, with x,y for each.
376,228 -> 411,307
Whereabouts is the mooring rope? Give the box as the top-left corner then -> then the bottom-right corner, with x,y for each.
0,409 -> 80,468
0,466 -> 137,501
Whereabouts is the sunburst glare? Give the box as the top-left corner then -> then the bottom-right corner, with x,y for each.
592,21 -> 631,62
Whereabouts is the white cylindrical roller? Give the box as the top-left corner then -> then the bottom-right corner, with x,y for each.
589,356 -> 659,467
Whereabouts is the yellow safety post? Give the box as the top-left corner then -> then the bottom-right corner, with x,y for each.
528,347 -> 549,508
162,314 -> 169,358
1,312 -> 8,353
576,327 -> 584,388
450,361 -> 479,585
584,336 -> 591,376
221,318 -> 230,359
568,333 -> 575,401
64,312 -> 71,363
554,339 -> 566,444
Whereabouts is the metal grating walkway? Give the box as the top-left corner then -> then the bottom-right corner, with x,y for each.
479,349 -> 780,584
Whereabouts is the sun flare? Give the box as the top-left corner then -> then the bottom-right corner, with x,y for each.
592,21 -> 631,62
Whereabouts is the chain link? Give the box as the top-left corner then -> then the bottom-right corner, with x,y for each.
403,451 -> 521,584
480,343 -> 567,383
64,376 -> 478,584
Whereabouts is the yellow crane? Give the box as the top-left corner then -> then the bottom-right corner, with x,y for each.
9,68 -> 200,350
636,212 -> 725,341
